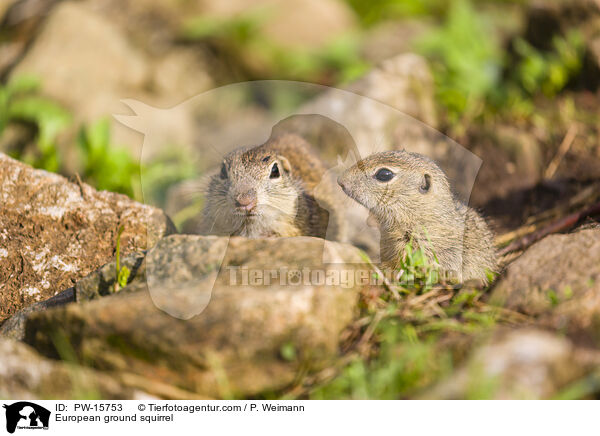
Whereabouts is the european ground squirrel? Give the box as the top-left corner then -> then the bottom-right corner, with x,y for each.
200,133 -> 344,240
338,150 -> 497,283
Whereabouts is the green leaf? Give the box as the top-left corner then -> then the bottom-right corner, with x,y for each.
117,266 -> 131,289
280,342 -> 297,361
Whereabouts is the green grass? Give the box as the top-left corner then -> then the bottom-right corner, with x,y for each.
416,0 -> 502,124
411,0 -> 585,127
302,244 -> 503,399
0,75 -> 71,172
77,118 -> 142,199
2,1 -> 588,198
113,225 -> 131,293
181,8 -> 370,85
1,76 -> 197,205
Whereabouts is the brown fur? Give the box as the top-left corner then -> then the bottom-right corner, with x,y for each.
200,133 -> 344,240
338,150 -> 497,283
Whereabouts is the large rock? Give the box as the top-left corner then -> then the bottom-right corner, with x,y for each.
0,338 -> 136,399
421,329 -> 598,399
196,0 -> 356,50
86,0 -> 355,52
300,53 -> 439,161
0,288 -> 75,341
0,153 -> 174,324
9,1 -> 151,160
491,228 -> 600,344
0,0 -> 59,75
345,53 -> 437,128
296,54 -> 481,200
0,336 -> 210,399
0,251 -> 146,340
11,2 -> 148,116
24,235 -> 367,398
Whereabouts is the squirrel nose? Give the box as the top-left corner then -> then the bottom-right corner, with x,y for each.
235,190 -> 257,211
337,175 -> 348,193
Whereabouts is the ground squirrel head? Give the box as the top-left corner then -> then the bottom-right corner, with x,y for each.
204,143 -> 300,236
338,150 -> 454,228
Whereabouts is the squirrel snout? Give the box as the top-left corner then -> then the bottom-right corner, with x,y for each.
337,175 -> 350,195
235,190 -> 257,211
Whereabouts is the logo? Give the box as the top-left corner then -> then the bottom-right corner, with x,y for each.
3,402 -> 50,434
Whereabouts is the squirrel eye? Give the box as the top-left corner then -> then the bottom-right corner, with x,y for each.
420,173 -> 431,193
262,155 -> 271,163
269,162 -> 280,179
374,168 -> 394,182
220,163 -> 227,179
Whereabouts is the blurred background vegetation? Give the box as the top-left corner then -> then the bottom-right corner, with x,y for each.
1,0 -> 597,207
1,0 -> 600,400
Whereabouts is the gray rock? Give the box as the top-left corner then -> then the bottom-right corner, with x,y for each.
0,288 -> 74,341
0,153 -> 174,325
194,0 -> 357,50
24,235 -> 366,398
491,228 -> 600,343
300,54 -> 439,160
75,252 -> 147,302
9,1 -> 150,158
11,1 -> 148,100
0,251 -> 146,340
298,53 -> 479,203
421,329 -> 598,399
0,338 -> 136,399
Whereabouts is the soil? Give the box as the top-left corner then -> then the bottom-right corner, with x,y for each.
466,91 -> 600,233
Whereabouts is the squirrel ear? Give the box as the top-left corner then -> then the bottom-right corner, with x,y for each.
420,173 -> 431,193
278,155 -> 292,174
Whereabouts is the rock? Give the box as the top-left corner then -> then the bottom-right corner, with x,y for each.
361,19 -> 434,64
83,0 -> 193,53
0,251 -> 146,341
0,288 -> 74,341
346,53 -> 437,128
0,153 -> 174,324
85,0 -> 356,51
0,0 -> 58,76
9,1 -> 151,159
11,2 -> 148,113
0,338 -> 136,399
300,53 -> 438,156
421,329 -> 598,399
0,0 -> 17,21
150,48 -> 214,105
295,54 -> 481,196
24,235 -> 367,398
75,252 -> 147,302
197,0 -> 356,50
491,228 -> 600,345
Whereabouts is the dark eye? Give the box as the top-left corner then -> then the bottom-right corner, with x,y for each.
420,173 -> 431,193
262,155 -> 271,163
374,168 -> 394,182
269,162 -> 280,179
220,163 -> 227,179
